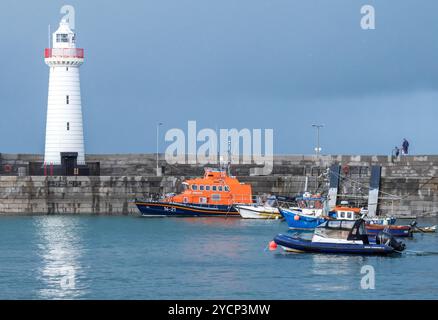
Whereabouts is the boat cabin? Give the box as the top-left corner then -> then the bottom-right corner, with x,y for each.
314,219 -> 369,244
330,201 -> 363,220
165,168 -> 253,206
293,192 -> 326,216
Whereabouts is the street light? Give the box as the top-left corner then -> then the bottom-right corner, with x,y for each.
156,122 -> 163,176
312,124 -> 324,158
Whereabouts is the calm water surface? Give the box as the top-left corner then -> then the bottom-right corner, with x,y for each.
0,215 -> 437,299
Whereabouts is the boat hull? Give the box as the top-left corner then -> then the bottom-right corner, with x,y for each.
135,201 -> 240,217
274,234 -> 396,255
365,225 -> 413,237
279,208 -> 325,229
236,205 -> 281,219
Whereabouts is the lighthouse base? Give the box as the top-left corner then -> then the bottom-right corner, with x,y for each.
28,153 -> 100,176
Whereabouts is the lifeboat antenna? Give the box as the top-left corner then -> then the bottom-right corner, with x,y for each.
227,138 -> 232,176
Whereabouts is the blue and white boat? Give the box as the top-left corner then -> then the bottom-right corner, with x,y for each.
279,192 -> 327,230
281,196 -> 397,231
280,208 -> 327,230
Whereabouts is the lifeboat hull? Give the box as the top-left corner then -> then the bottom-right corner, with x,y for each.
135,200 -> 240,217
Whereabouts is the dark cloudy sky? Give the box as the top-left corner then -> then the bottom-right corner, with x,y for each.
0,0 -> 437,155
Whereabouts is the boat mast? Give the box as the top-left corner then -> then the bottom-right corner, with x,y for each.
227,137 -> 232,176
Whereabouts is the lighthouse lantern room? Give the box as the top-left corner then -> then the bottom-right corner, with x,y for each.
44,18 -> 85,166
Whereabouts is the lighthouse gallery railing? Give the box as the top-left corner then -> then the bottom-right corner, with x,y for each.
44,48 -> 84,59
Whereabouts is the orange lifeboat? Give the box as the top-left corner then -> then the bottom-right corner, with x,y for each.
135,168 -> 253,217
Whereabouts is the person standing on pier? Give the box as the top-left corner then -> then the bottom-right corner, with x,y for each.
392,146 -> 400,162
402,138 -> 409,155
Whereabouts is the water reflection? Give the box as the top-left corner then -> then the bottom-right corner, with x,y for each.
311,254 -> 364,276
34,216 -> 86,299
308,255 -> 366,292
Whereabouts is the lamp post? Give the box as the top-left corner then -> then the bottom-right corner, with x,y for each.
156,122 -> 163,176
312,124 -> 324,158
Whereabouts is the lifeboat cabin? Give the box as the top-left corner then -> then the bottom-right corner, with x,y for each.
168,168 -> 253,206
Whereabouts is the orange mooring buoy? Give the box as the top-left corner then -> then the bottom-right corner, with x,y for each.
294,215 -> 300,221
269,241 -> 278,251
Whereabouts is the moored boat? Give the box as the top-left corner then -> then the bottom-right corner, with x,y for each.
236,205 -> 281,219
135,167 -> 252,217
280,208 -> 326,230
236,195 -> 287,219
365,224 -> 413,237
412,225 -> 437,233
279,193 -> 326,229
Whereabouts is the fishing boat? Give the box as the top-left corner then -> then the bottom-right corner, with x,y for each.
135,167 -> 253,217
235,195 -> 287,219
365,224 -> 413,237
412,224 -> 437,233
282,198 -> 399,232
279,193 -> 326,229
272,219 -> 406,255
235,205 -> 281,219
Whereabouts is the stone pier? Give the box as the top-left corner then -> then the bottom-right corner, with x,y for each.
1,153 -> 438,217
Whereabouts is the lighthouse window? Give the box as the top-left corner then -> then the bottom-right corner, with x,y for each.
56,33 -> 69,43
67,122 -> 70,131
66,95 -> 69,104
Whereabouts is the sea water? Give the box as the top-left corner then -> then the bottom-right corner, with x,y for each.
0,215 -> 437,299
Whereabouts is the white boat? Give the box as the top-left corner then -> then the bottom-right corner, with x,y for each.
235,205 -> 281,219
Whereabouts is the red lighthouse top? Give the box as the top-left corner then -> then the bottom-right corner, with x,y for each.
44,48 -> 84,59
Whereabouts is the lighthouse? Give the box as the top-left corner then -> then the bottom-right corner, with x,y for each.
44,18 -> 85,165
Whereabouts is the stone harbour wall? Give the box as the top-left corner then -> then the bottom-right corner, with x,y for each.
1,153 -> 438,217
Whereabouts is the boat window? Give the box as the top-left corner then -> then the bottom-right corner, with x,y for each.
340,212 -> 345,218
347,212 -> 352,219
218,186 -> 223,192
341,220 -> 355,229
224,186 -> 230,192
212,194 -> 221,201
192,185 -> 198,191
327,221 -> 341,229
205,185 -> 210,191
199,185 -> 205,191
183,197 -> 188,203
212,186 -> 217,191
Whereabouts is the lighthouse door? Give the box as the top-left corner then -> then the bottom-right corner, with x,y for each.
61,152 -> 78,176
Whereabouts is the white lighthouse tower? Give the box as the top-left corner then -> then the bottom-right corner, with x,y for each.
44,18 -> 85,165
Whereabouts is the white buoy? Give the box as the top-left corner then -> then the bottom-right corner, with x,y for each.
44,18 -> 85,165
